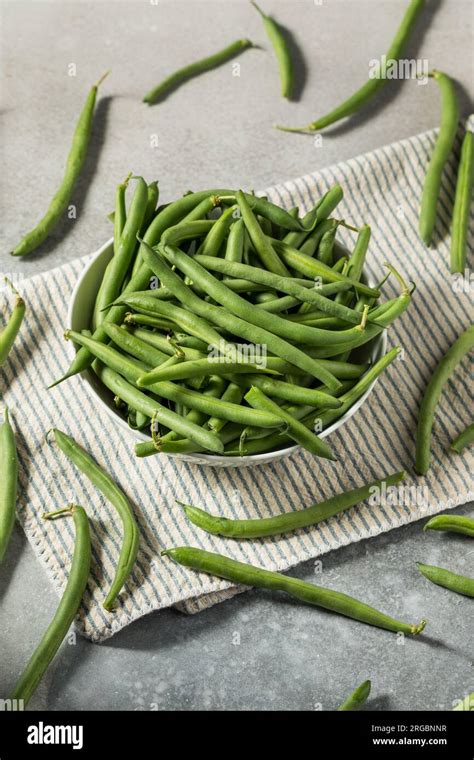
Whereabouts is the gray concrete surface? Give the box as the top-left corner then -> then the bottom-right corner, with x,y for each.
1,0 -> 473,711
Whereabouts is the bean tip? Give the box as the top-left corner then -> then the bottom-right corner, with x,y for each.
412,618 -> 427,636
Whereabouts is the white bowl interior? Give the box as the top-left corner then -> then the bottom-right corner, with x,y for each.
69,239 -> 387,467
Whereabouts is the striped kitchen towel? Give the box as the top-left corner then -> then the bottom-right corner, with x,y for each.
1,122 -> 473,641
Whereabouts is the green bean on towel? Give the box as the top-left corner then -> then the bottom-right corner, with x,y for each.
451,423 -> 474,454
424,514 -> 474,538
162,547 -> 427,635
450,129 -> 474,274
338,680 -> 372,711
0,279 -> 26,367
181,470 -> 405,539
11,72 -> 110,256
417,562 -> 474,598
0,408 -> 18,562
10,505 -> 91,706
52,429 -> 140,610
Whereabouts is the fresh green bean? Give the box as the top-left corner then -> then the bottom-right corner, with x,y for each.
0,279 -> 25,367
10,505 -> 91,705
197,204 -> 238,257
338,680 -> 371,711
131,180 -> 160,277
194,255 -> 363,323
317,221 -> 338,265
162,547 -> 426,635
245,385 -> 335,458
236,190 -> 290,276
335,224 -> 371,307
419,71 -> 460,246
143,39 -> 254,104
141,242 -> 343,389
417,561 -> 474,598
233,374 -> 342,409
135,422 -> 243,458
182,470 -> 405,539
52,429 -> 140,610
451,423 -> 474,453
0,408 -> 18,562
137,357 -> 279,387
450,129 -> 474,273
11,72 -> 109,256
206,383 -> 243,434
124,312 -> 177,331
251,1 -> 293,99
225,218 -> 245,262
453,693 -> 474,711
276,0 -> 425,133
103,323 -> 169,365
127,326 -> 205,361
424,514 -> 474,538
415,325 -> 474,474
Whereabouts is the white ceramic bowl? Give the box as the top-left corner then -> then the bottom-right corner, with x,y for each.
69,239 -> 387,467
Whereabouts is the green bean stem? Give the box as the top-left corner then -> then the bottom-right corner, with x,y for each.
451,423 -> 474,453
415,325 -> 474,475
143,39 -> 254,104
419,71 -> 460,246
181,470 -> 405,539
276,0 -> 425,133
251,1 -> 293,98
417,561 -> 474,598
337,679 -> 372,711
10,505 -> 91,705
52,429 -> 140,610
423,514 -> 474,538
162,547 -> 426,635
0,408 -> 18,562
11,72 -> 110,256
0,279 -> 26,367
450,129 -> 474,273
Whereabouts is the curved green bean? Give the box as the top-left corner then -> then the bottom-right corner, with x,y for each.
424,514 -> 474,538
419,71 -> 460,246
0,408 -> 18,562
450,129 -> 474,273
251,1 -> 293,98
10,505 -> 91,705
12,72 -> 109,256
143,39 -> 254,104
52,429 -> 140,610
417,561 -> 474,598
0,279 -> 25,367
182,470 -> 405,539
276,0 -> 425,133
236,190 -> 290,276
451,423 -> 474,453
415,325 -> 474,474
337,679 -> 371,711
162,547 -> 426,635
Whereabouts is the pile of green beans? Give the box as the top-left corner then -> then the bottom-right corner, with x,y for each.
58,183 -> 413,460
162,546 -> 426,636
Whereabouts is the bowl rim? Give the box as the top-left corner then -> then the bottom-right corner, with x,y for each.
68,238 -> 387,466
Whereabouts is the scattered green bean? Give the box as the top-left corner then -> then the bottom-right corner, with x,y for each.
0,279 -> 25,367
424,514 -> 474,538
251,1 -> 293,99
450,129 -> 474,273
0,408 -> 18,562
451,423 -> 474,453
417,561 -> 474,598
337,679 -> 372,711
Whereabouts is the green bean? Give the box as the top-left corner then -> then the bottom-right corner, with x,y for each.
162,547 -> 426,635
182,470 -> 405,539
160,245 -> 367,350
317,221 -> 338,265
11,72 -> 109,256
450,130 -> 474,273
137,357 -> 279,386
225,218 -> 245,262
207,382 -> 243,434
124,312 -> 177,331
338,680 -> 371,711
245,385 -> 335,458
127,326 -> 205,361
424,514 -> 474,538
276,0 -> 425,133
335,224 -> 371,307
141,242 -> 342,389
161,219 -> 215,247
69,331 -> 282,430
234,374 -> 342,409
236,190 -> 290,276
415,325 -> 474,474
136,422 -> 243,458
270,238 -> 380,298
0,279 -> 26,367
282,187 -> 344,248
194,255 -> 362,323
255,294 -> 301,312
197,204 -> 238,257
0,408 -> 18,562
220,193 -> 311,233
419,71 -> 460,246
10,505 -> 91,705
453,693 -> 474,711
451,423 -> 474,453
52,429 -> 139,610
94,177 -> 148,327
104,323 -> 169,366
416,562 -> 474,598
130,180 -> 160,277
143,39 -> 254,104
251,1 -> 293,99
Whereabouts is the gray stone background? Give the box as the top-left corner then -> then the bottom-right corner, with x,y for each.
0,0 -> 473,711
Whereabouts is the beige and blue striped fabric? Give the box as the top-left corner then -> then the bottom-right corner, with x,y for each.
1,123 -> 472,641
